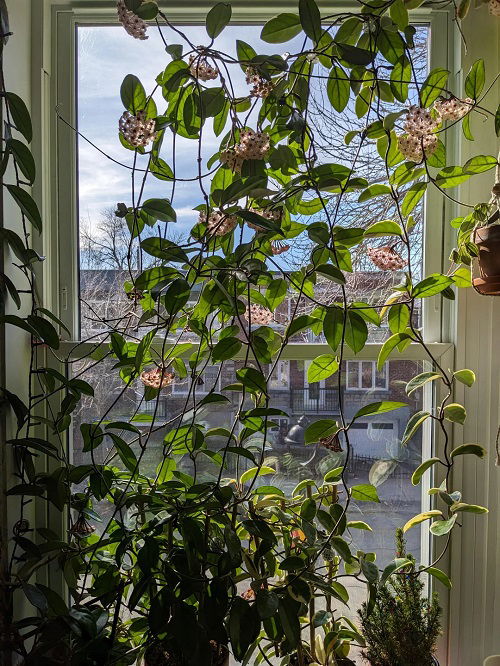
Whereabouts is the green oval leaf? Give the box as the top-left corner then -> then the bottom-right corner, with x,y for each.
327,66 -> 350,113
411,457 -> 441,485
206,2 -> 232,38
450,443 -> 486,459
403,510 -> 442,532
6,185 -> 42,232
299,0 -> 321,42
307,354 -> 339,383
261,13 -> 302,43
120,74 -> 147,113
465,59 -> 485,99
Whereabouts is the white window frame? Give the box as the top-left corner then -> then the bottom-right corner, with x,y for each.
45,6 -> 461,663
346,360 -> 389,392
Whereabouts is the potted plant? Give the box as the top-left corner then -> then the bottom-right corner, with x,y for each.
358,529 -> 441,666
472,161 -> 500,295
451,151 -> 500,295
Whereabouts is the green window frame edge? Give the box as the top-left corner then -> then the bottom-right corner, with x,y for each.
25,2 -> 466,663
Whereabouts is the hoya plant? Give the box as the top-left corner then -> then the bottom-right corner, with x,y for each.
1,0 -> 498,664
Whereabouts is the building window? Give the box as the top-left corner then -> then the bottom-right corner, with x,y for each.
269,361 -> 289,390
346,361 -> 389,391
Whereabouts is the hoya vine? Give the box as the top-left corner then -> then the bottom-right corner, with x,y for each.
1,1 -> 499,665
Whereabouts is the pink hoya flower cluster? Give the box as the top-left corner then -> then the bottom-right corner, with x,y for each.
247,207 -> 282,231
140,367 -> 175,389
221,129 -> 270,173
489,0 -> 500,16
398,105 -> 440,162
398,96 -> 473,162
119,110 -> 156,148
434,96 -> 474,121
116,0 -> 150,40
199,210 -> 238,237
244,303 -> 274,326
367,246 -> 407,271
245,67 -> 274,98
189,54 -> 219,81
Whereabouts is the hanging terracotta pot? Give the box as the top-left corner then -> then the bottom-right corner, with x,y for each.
472,224 -> 500,295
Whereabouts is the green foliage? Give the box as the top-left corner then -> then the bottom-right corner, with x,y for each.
359,530 -> 442,666
0,0 -> 493,663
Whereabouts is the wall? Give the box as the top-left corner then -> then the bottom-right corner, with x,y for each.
1,4 -> 32,660
448,6 -> 500,664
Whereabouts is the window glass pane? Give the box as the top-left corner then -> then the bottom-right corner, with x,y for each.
361,361 -> 374,389
73,21 -> 432,658
375,364 -> 388,389
77,25 -> 428,342
347,362 -> 359,389
72,357 -> 426,623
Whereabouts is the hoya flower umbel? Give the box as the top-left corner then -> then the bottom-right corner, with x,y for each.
247,207 -> 283,231
245,303 -> 274,326
241,588 -> 256,601
116,0 -> 150,40
220,147 -> 244,174
489,0 -> 500,15
367,246 -> 407,271
199,209 -> 238,236
70,515 -> 95,537
403,105 -> 441,136
319,432 -> 343,452
140,367 -> 175,389
119,110 -> 156,148
434,96 -> 474,121
397,133 -> 438,162
245,67 -> 273,98
235,129 -> 270,160
189,53 -> 218,81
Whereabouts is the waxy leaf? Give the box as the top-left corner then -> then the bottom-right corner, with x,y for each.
403,510 -> 442,532
206,3 -> 232,38
261,13 -> 302,43
411,457 -> 441,485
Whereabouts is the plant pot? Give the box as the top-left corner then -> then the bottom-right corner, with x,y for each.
143,642 -> 229,666
472,224 -> 500,295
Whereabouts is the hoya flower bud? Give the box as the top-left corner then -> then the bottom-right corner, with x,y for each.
403,105 -> 441,137
271,240 -> 290,255
235,130 -> 270,159
189,54 -> 218,81
489,0 -> 500,15
220,147 -> 244,173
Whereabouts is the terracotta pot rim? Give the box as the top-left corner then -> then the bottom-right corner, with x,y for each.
474,223 -> 500,242
473,276 -> 500,295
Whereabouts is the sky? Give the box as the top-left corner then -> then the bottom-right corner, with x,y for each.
77,24 -> 300,238
77,21 -> 428,268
